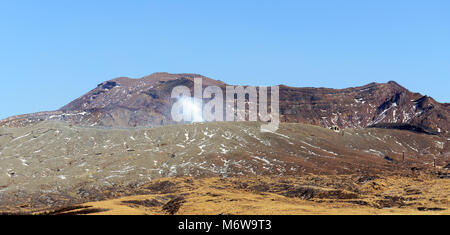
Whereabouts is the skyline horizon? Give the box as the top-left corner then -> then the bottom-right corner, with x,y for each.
0,71 -> 447,120
1,1 -> 449,119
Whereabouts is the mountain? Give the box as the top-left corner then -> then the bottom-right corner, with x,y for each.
1,73 -> 448,135
0,73 -> 448,213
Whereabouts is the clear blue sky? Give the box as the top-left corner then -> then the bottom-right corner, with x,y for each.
1,0 -> 449,119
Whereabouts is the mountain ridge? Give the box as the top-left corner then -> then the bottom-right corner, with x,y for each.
1,73 -> 448,135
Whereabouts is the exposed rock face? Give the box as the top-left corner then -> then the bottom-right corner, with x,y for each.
279,81 -> 449,134
58,73 -> 226,127
1,73 -> 448,134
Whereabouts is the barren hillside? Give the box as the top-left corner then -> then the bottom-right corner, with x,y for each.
0,121 -> 448,213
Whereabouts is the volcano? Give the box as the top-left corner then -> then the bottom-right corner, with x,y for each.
1,73 -> 448,137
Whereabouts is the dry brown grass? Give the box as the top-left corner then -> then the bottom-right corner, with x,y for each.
40,174 -> 449,215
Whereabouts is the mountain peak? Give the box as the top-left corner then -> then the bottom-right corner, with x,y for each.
1,74 -> 448,135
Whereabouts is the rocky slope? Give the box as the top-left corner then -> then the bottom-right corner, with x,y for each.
0,73 -> 448,135
279,81 -> 449,134
0,121 -> 448,212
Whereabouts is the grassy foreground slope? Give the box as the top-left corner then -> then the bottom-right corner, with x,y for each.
40,175 -> 449,215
